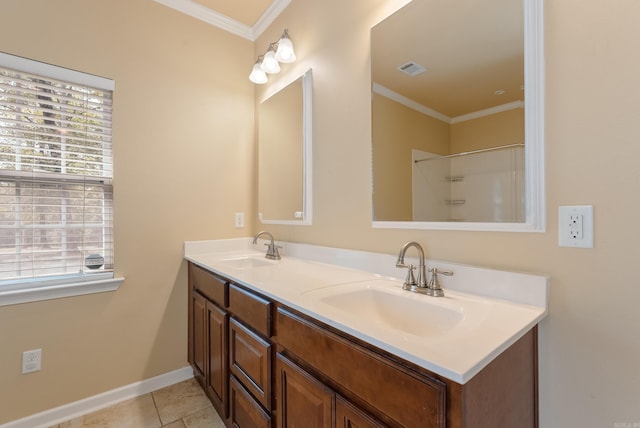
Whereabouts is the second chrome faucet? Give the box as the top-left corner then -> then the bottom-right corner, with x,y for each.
396,241 -> 450,297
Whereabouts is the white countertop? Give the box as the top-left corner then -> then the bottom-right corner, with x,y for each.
184,238 -> 549,384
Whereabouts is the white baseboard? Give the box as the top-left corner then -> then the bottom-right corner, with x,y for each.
1,366 -> 194,428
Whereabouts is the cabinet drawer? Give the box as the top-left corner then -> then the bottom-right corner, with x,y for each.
230,376 -> 271,428
229,317 -> 272,410
229,283 -> 272,337
276,308 -> 446,428
190,263 -> 227,307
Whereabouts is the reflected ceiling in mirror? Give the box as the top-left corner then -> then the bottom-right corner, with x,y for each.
258,69 -> 313,225
371,0 -> 544,231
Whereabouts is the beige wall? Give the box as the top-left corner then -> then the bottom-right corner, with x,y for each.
2,0 -> 639,426
0,0 -> 254,423
259,0 -> 640,426
371,93 -> 450,220
451,107 -> 524,152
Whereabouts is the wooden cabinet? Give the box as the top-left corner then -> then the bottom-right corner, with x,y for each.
188,263 -> 229,418
188,262 -> 274,428
188,262 -> 538,428
336,396 -> 387,428
275,353 -> 385,428
274,306 -> 537,428
275,354 -> 334,428
207,300 -> 229,411
275,308 -> 444,428
230,376 -> 272,428
191,290 -> 207,380
229,318 -> 272,410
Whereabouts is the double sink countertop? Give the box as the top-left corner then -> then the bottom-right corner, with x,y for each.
184,238 -> 549,384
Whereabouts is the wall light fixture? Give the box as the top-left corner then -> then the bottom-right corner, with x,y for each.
249,29 -> 296,84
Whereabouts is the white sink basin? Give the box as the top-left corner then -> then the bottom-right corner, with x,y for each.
304,280 -> 465,338
217,256 -> 275,270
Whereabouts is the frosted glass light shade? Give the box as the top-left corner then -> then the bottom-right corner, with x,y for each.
260,50 -> 280,74
275,37 -> 296,63
249,63 -> 268,84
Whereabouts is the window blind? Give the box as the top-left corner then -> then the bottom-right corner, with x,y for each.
0,53 -> 114,282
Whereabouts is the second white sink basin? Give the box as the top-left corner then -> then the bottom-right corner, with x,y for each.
304,280 -> 466,338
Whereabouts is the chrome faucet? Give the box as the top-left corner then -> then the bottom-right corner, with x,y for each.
252,231 -> 281,260
396,241 -> 428,292
396,241 -> 451,297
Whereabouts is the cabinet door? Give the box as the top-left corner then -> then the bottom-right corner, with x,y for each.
336,396 -> 387,428
207,301 -> 229,418
230,376 -> 271,428
191,292 -> 207,380
276,354 -> 333,428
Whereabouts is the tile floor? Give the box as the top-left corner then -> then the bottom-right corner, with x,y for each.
48,378 -> 225,428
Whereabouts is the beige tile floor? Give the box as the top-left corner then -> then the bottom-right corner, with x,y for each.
48,378 -> 225,428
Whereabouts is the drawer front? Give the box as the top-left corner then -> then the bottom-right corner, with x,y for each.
230,376 -> 271,428
229,283 -> 272,337
276,308 -> 446,428
190,262 -> 227,307
229,317 -> 272,410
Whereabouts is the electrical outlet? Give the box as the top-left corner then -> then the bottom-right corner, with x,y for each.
234,212 -> 244,228
559,206 -> 593,248
568,214 -> 583,239
22,349 -> 42,374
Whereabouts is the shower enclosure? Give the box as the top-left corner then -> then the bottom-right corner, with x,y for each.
412,144 -> 524,222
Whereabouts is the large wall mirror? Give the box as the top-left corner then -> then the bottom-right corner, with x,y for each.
258,69 -> 313,225
371,0 -> 544,232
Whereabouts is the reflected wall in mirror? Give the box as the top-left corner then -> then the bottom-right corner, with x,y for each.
258,69 -> 312,225
371,0 -> 544,231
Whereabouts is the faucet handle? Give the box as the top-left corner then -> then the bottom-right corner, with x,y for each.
264,242 -> 282,260
398,263 -> 417,291
427,268 -> 452,297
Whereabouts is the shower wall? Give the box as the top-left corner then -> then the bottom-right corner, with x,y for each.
413,146 -> 525,222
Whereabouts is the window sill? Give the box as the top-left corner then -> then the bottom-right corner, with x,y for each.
0,274 -> 124,307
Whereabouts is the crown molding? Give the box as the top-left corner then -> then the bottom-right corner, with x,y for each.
154,0 -> 253,40
373,82 -> 524,125
154,0 -> 291,41
372,82 -> 451,123
450,100 -> 524,123
252,0 -> 292,39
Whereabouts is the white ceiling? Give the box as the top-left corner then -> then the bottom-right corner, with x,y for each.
153,0 -> 289,40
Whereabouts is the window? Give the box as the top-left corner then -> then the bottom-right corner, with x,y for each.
0,52 -> 122,305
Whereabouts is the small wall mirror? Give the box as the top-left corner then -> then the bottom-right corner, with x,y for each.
371,0 -> 544,232
258,69 -> 312,225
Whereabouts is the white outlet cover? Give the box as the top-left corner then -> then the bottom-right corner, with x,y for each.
234,212 -> 244,228
22,349 -> 42,374
559,205 -> 594,248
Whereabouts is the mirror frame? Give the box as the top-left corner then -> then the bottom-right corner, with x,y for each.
372,0 -> 545,232
258,68 -> 313,225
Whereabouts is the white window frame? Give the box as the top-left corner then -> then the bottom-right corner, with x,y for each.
0,52 -> 123,306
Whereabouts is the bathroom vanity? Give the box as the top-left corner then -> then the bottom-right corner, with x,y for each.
185,239 -> 548,428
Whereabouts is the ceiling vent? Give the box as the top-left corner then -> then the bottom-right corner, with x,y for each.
397,61 -> 427,77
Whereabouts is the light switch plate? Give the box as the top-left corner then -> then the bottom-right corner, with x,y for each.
559,205 -> 593,248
